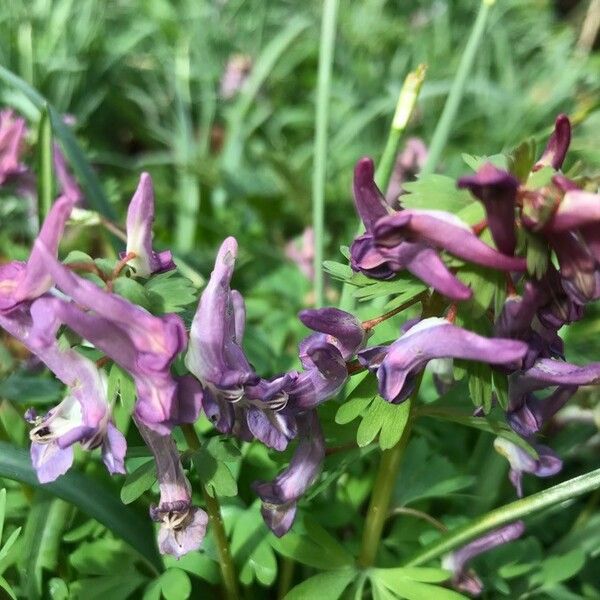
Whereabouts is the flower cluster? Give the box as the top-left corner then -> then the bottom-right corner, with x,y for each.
0,110 -> 597,578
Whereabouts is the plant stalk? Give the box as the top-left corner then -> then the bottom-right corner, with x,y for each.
357,399 -> 415,567
420,0 -> 495,176
312,0 -> 339,308
405,466 -> 600,567
181,425 -> 239,600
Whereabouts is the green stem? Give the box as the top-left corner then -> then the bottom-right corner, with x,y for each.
37,106 -> 53,225
277,556 -> 295,600
420,0 -> 495,176
358,399 -> 415,567
312,0 -> 339,308
181,425 -> 239,600
405,466 -> 600,567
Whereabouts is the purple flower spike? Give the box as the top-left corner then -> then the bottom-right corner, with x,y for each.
0,194 -> 75,312
443,522 -> 525,596
0,109 -> 27,185
358,317 -> 528,403
298,307 -> 365,360
458,163 -> 520,255
253,411 -> 324,537
137,421 -> 208,558
375,210 -> 527,272
535,114 -> 571,171
53,144 -> 83,205
125,173 -> 175,277
494,438 -> 562,497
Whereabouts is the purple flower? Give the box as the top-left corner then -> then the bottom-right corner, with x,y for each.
185,237 -> 297,450
458,163 -> 520,255
53,144 -> 83,205
494,437 -> 562,497
0,194 -> 76,312
0,307 -> 125,483
124,173 -> 175,277
219,54 -> 252,100
442,522 -> 525,596
136,421 -> 208,558
358,317 -> 528,403
349,157 -> 397,280
507,358 -> 600,436
374,209 -> 527,273
27,245 -> 199,434
252,411 -> 324,536
0,109 -> 27,185
534,114 -> 571,171
298,307 -> 365,361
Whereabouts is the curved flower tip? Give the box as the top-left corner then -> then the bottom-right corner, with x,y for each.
298,307 -> 365,360
494,438 -> 562,497
349,234 -> 397,280
0,195 -> 75,312
186,236 -> 255,389
253,412 -> 324,536
443,521 -> 525,596
157,506 -> 209,558
353,157 -> 388,232
375,209 -> 527,273
359,317 -> 528,404
458,163 -> 519,255
535,114 -> 571,171
125,172 -> 175,277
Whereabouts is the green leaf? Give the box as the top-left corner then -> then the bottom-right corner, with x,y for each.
323,260 -> 353,282
70,572 -> 147,600
120,459 -> 156,505
231,504 -> 277,586
0,441 -> 161,570
508,138 -> 537,182
113,277 -> 151,311
143,568 -> 191,600
145,271 -> 199,313
0,372 -> 63,405
465,361 -> 493,413
530,549 -> 586,588
0,575 -> 18,600
335,396 -> 372,425
402,175 -> 473,213
19,491 -> 71,600
271,517 -> 353,570
356,397 -> 410,450
192,448 -> 238,498
0,527 -> 21,563
376,567 -> 451,583
456,263 -> 504,318
523,230 -> 549,279
48,578 -> 69,600
204,437 -> 241,462
108,364 -> 136,412
285,569 -> 356,600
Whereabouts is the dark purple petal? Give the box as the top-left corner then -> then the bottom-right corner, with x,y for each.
380,242 -> 473,300
535,114 -> 571,171
253,412 -> 324,536
458,163 -> 519,255
298,307 -> 365,360
0,109 -> 27,184
375,210 -> 527,272
353,157 -> 389,232
349,234 -> 397,279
